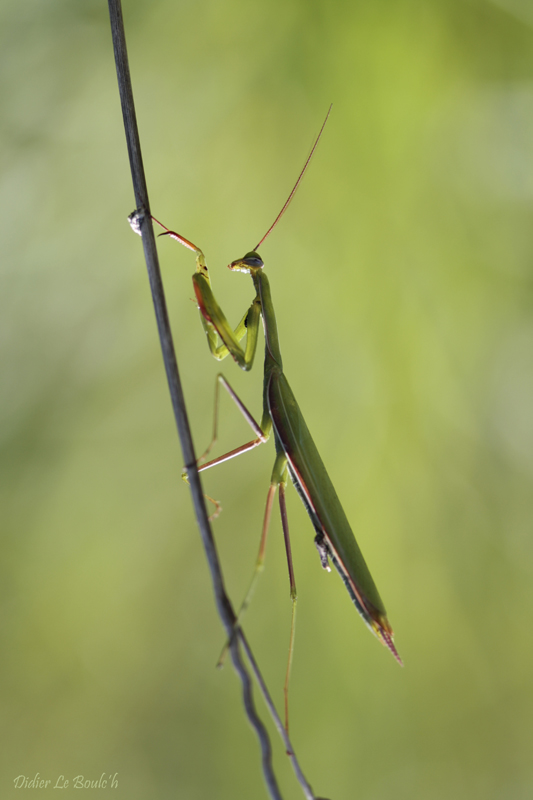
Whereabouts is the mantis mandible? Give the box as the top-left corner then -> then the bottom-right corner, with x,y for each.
155,107 -> 402,727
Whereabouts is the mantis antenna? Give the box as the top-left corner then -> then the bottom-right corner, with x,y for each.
253,104 -> 333,252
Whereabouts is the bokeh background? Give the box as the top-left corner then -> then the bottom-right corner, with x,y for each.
2,0 -> 533,797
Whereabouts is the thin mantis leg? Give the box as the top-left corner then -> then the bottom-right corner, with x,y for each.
194,378 -> 301,726
196,374 -> 269,468
230,473 -> 280,630
279,474 -> 297,735
217,452 -> 287,667
182,374 -> 271,517
197,381 -> 300,731
220,457 -> 298,735
180,373 -> 271,520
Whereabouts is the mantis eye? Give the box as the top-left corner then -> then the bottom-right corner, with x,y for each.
241,251 -> 264,268
229,251 -> 264,271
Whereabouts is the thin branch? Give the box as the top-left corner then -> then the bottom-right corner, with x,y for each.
106,3 -> 318,799
239,632 -> 317,800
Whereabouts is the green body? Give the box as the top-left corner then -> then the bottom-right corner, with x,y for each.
256,270 -> 389,630
193,248 -> 399,660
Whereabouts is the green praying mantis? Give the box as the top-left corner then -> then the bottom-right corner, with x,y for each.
154,107 -> 402,729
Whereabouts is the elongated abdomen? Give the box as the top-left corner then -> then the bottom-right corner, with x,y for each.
267,370 -> 401,663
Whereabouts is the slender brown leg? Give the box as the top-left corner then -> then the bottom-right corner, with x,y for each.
217,454 -> 286,667
279,475 -> 297,737
181,374 -> 271,516
196,373 -> 269,468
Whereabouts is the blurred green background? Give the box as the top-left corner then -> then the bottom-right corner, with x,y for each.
2,0 -> 533,797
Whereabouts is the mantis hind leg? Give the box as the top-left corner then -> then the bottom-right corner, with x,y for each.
278,474 -> 297,736
217,451 -> 287,666
218,452 -> 298,734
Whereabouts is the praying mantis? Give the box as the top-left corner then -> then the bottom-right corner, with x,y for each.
154,107 -> 402,728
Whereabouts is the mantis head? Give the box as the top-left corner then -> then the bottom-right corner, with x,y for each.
228,251 -> 264,274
